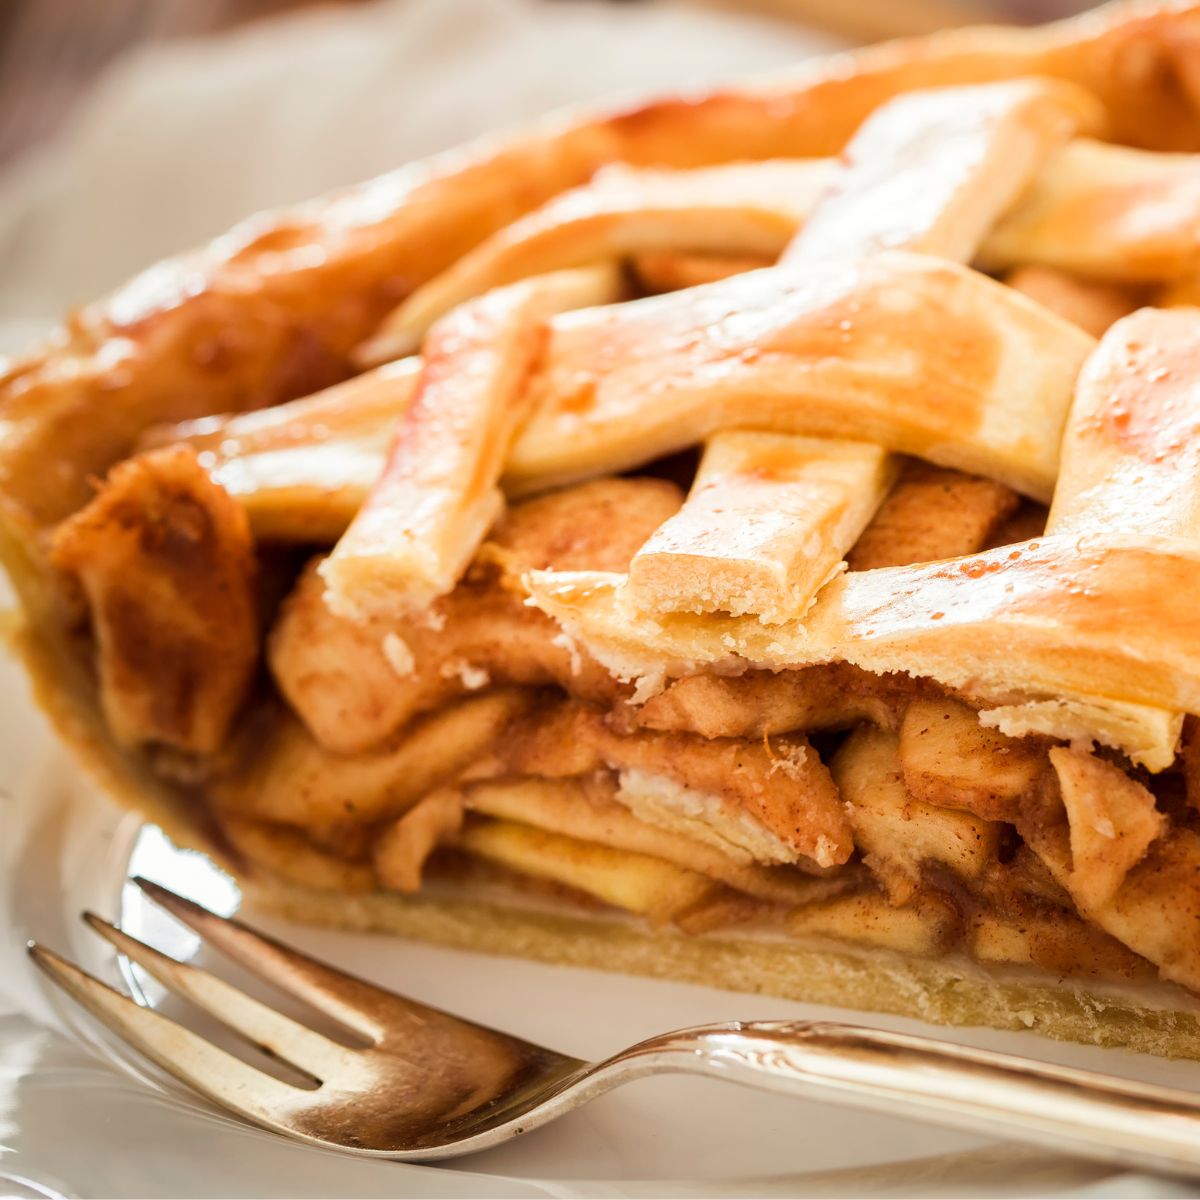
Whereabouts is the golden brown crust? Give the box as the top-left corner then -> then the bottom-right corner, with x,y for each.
6,2 -> 1200,581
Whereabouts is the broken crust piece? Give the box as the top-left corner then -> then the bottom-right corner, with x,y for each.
979,698 -> 1183,777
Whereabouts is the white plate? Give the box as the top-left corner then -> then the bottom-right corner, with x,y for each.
1,646 -> 1199,1198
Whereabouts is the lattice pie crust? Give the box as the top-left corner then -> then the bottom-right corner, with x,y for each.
9,1 -> 1200,1056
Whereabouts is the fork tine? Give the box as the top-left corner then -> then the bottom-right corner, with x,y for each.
27,942 -> 307,1129
133,879 -> 533,1052
82,912 -> 356,1083
133,877 -> 426,1043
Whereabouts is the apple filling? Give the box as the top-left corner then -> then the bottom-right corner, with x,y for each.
45,438 -> 1200,996
27,72 -> 1200,1009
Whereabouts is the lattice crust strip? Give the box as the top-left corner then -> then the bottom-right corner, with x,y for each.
626,433 -> 895,625
971,304 -> 1200,763
1046,306 -> 1200,543
358,159 -> 835,364
509,253 -> 1093,499
976,137 -> 1200,282
780,78 -> 1098,265
139,358 -> 421,543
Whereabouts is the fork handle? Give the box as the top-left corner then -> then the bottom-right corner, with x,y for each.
618,1020 -> 1200,1178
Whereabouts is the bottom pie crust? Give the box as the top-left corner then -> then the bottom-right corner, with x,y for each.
242,876 -> 1200,1062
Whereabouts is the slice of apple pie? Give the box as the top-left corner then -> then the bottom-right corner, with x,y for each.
10,0 -> 1200,1058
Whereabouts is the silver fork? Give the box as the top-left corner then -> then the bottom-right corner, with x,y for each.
25,877 -> 1200,1174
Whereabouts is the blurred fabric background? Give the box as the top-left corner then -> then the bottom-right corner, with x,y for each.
0,0 -> 1101,350
0,0 -> 1105,166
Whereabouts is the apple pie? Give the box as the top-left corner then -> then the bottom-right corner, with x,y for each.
10,0 -> 1200,1057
